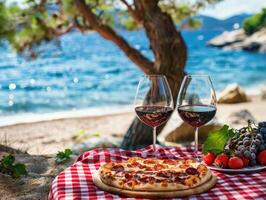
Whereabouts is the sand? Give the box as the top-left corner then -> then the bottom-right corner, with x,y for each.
0,98 -> 265,155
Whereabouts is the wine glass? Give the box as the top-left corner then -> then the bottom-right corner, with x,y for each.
177,75 -> 217,161
134,74 -> 174,152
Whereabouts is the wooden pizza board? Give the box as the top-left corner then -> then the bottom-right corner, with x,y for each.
93,171 -> 217,199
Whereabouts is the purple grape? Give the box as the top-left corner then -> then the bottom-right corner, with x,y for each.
243,137 -> 250,141
243,140 -> 251,146
251,153 -> 256,160
256,134 -> 263,140
254,139 -> 261,146
244,151 -> 251,158
235,151 -> 242,157
260,127 -> 266,135
237,145 -> 245,152
258,122 -> 266,128
250,147 -> 257,153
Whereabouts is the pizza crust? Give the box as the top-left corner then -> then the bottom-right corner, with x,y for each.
93,170 -> 217,198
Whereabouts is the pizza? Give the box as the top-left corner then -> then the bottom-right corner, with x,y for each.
97,157 -> 212,191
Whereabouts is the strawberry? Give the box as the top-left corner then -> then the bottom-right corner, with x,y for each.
228,157 -> 244,169
241,157 -> 250,167
214,153 -> 229,168
257,150 -> 266,165
203,152 -> 216,165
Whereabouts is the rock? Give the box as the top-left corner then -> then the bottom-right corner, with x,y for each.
207,29 -> 246,48
158,113 -> 223,147
207,28 -> 266,53
227,109 -> 256,127
72,136 -> 122,154
0,145 -> 77,200
218,83 -> 249,104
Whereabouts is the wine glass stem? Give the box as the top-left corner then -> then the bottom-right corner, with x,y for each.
153,127 -> 156,152
195,127 -> 199,161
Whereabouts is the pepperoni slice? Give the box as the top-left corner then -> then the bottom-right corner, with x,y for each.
145,167 -> 153,171
131,162 -> 140,167
157,171 -> 171,178
154,164 -> 164,170
185,167 -> 198,175
111,165 -> 124,172
139,165 -> 146,169
125,173 -> 133,179
163,159 -> 177,165
143,159 -> 156,164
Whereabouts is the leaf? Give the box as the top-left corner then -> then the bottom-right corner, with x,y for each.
56,149 -> 73,163
1,155 -> 15,168
0,154 -> 27,178
203,125 -> 238,155
12,163 -> 27,178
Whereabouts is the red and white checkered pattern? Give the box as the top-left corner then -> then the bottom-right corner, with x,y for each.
49,145 -> 266,200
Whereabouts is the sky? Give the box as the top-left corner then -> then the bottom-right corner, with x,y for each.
200,0 -> 266,19
6,0 -> 266,19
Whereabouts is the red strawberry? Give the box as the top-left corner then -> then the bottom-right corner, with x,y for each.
228,157 -> 244,169
241,157 -> 250,167
257,150 -> 266,165
214,153 -> 229,168
203,152 -> 216,165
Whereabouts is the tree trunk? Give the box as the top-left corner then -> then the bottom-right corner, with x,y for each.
121,0 -> 187,150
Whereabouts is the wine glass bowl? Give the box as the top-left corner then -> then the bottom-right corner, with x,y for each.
134,75 -> 174,152
177,75 -> 217,160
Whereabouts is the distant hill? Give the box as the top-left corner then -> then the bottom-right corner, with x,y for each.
196,14 -> 252,31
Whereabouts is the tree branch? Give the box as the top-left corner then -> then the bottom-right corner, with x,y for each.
120,0 -> 142,24
74,0 -> 156,74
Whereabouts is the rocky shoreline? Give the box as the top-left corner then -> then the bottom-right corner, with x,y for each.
207,28 -> 266,53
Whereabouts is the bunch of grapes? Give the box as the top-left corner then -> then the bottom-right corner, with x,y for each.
226,121 -> 266,166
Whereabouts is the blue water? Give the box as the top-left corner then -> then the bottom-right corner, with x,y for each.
0,30 -> 265,115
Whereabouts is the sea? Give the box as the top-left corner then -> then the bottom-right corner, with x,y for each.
0,30 -> 266,116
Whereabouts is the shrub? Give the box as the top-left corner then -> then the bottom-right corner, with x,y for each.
243,8 -> 266,35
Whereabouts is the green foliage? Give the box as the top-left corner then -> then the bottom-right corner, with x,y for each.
203,125 -> 238,155
0,154 -> 27,178
159,0 -> 222,29
0,0 -> 222,53
56,149 -> 73,163
243,8 -> 266,35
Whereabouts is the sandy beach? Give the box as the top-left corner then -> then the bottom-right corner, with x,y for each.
0,96 -> 265,155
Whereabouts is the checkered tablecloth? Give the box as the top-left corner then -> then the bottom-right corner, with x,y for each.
48,145 -> 266,200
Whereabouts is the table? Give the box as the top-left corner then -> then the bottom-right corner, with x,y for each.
49,145 -> 266,199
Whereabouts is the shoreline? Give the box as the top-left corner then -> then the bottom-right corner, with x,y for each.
0,84 -> 265,127
0,105 -> 133,127
0,89 -> 265,127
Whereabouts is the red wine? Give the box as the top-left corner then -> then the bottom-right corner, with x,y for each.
177,105 -> 216,127
135,106 -> 173,127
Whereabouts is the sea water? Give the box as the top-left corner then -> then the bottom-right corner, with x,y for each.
0,30 -> 265,115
